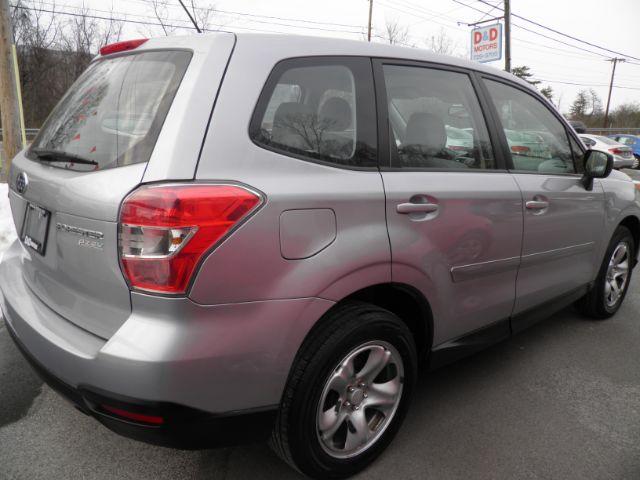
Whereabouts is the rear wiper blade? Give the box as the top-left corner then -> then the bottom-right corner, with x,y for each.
31,148 -> 98,166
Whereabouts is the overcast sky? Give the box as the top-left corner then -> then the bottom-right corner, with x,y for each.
61,0 -> 640,113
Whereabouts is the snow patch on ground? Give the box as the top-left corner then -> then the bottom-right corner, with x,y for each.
0,183 -> 17,255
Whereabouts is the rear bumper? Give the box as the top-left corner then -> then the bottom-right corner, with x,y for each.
0,240 -> 334,447
5,320 -> 276,449
614,156 -> 636,169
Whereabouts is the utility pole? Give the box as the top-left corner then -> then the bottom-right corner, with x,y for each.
367,0 -> 373,42
0,0 -> 24,181
504,0 -> 511,72
603,57 -> 625,129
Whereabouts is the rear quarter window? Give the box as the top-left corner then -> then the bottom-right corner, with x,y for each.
249,57 -> 377,169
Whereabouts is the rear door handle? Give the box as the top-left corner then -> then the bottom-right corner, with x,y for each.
525,200 -> 549,210
397,202 -> 439,214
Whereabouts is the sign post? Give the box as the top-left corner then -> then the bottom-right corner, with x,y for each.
470,23 -> 503,64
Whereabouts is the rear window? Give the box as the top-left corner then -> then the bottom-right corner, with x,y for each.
28,50 -> 192,171
595,135 -> 622,146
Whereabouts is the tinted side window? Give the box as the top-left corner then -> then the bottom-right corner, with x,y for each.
250,58 -> 377,168
382,65 -> 495,170
484,79 -> 576,174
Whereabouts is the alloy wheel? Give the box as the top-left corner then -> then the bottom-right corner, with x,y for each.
605,242 -> 630,307
316,341 -> 404,459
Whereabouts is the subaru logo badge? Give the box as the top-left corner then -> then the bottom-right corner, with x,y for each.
16,172 -> 28,194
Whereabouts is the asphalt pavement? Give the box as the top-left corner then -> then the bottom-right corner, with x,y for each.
1,277 -> 640,480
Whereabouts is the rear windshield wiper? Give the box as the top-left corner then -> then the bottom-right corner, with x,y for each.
31,148 -> 98,167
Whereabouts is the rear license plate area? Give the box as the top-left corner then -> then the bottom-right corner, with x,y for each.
21,203 -> 51,255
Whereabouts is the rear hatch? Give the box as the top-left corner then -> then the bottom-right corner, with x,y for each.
8,36 -> 234,339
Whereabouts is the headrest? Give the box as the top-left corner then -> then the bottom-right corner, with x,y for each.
319,97 -> 352,131
404,112 -> 447,152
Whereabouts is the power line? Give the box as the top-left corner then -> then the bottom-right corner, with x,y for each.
10,4 -> 291,34
471,0 -> 501,23
17,0 -> 365,34
476,0 -> 640,62
377,0 -> 466,33
511,37 -> 604,61
11,3 -> 366,36
535,77 -> 640,91
128,0 -> 365,29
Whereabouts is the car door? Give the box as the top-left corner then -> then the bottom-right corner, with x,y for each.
374,60 -> 524,349
480,77 -> 606,326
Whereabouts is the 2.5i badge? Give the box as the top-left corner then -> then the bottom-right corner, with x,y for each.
56,222 -> 105,251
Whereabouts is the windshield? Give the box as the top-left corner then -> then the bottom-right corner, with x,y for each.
29,50 -> 191,171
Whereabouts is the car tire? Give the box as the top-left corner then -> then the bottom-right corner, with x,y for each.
576,225 -> 635,319
270,301 -> 417,479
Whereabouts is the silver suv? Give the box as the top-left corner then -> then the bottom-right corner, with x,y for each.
2,34 -> 639,479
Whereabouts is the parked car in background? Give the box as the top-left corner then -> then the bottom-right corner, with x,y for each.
504,129 -> 552,162
2,34 -> 640,479
445,125 -> 474,154
580,134 -> 638,169
608,134 -> 640,163
569,120 -> 587,133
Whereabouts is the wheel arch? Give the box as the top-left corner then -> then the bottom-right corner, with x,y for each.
305,283 -> 434,365
619,215 -> 640,260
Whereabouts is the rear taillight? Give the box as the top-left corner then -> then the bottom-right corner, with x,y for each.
609,148 -> 629,156
119,184 -> 262,294
511,145 -> 530,154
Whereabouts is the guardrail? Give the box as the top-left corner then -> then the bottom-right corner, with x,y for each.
585,128 -> 640,135
0,128 -> 40,142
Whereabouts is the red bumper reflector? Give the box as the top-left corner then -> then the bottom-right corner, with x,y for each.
101,404 -> 165,425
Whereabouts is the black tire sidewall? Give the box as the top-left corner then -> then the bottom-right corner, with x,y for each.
287,311 -> 417,479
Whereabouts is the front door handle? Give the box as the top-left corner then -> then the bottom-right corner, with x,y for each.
397,202 -> 439,214
525,200 -> 549,210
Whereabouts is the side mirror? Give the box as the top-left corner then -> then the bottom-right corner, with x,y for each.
582,150 -> 614,191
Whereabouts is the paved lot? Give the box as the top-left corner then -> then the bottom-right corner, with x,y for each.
1,277 -> 640,480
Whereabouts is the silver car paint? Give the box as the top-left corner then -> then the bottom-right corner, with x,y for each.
511,173 -> 607,313
1,33 -> 640,416
0,240 -> 335,411
7,162 -> 146,339
381,171 -> 523,344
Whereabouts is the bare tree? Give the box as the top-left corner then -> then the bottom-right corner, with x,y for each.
147,0 -> 217,35
381,19 -> 411,46
60,4 -> 122,80
147,0 -> 173,36
10,0 -> 64,127
426,28 -> 457,56
187,0 -> 217,32
9,1 -> 123,127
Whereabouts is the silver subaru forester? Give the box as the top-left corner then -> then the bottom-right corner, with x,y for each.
1,33 -> 638,479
